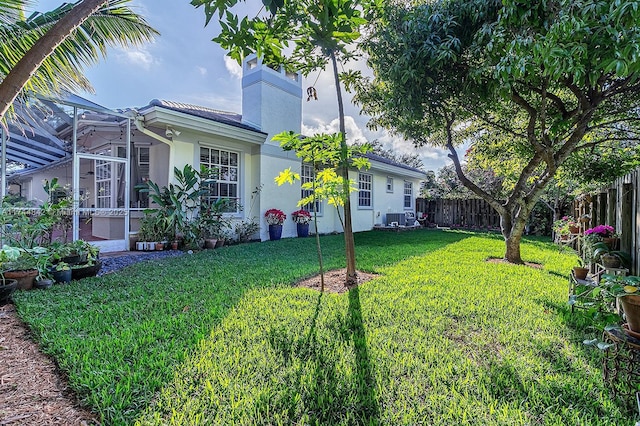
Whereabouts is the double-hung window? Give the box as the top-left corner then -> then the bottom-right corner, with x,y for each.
386,177 -> 393,193
200,147 -> 239,213
301,163 -> 322,214
404,181 -> 413,209
358,173 -> 373,208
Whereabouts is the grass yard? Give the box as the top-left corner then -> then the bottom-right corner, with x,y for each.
13,230 -> 631,425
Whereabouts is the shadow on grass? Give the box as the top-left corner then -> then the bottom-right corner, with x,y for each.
14,229 -> 470,424
347,286 -> 380,422
264,287 -> 380,424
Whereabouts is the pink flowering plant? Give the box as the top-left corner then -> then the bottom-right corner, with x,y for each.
552,216 -> 579,236
584,225 -> 616,238
264,208 -> 286,225
291,209 -> 312,224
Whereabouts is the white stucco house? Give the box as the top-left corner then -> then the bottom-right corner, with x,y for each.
4,56 -> 425,252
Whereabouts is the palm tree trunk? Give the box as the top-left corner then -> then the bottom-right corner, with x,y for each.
0,0 -> 109,121
330,50 -> 357,286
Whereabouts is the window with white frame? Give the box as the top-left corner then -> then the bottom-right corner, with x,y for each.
404,181 -> 413,209
200,146 -> 239,213
358,173 -> 373,208
301,163 -> 322,214
135,146 -> 150,208
386,177 -> 394,193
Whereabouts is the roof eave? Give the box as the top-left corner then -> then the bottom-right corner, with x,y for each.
141,107 -> 267,145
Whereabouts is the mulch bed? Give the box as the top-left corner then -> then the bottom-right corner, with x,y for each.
295,268 -> 378,293
0,303 -> 98,426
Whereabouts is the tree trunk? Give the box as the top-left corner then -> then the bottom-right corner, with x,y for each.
500,208 -> 530,264
330,51 -> 357,286
0,0 -> 109,122
504,231 -> 523,264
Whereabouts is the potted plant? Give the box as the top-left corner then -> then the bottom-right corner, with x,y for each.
265,208 -> 286,241
3,247 -> 40,290
598,275 -> 640,334
592,242 -> 630,269
585,224 -> 618,248
51,261 -> 72,284
34,247 -> 54,289
573,257 -> 589,280
0,246 -> 20,303
553,216 -> 578,239
291,209 -> 312,237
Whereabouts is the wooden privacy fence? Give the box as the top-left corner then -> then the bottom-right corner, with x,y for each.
416,198 -> 501,229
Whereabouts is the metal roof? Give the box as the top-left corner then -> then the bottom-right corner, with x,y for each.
364,152 -> 426,175
144,99 -> 263,133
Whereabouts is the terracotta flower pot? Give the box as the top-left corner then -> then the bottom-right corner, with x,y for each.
573,267 -> 589,280
619,295 -> 640,333
4,269 -> 38,290
603,237 -> 618,250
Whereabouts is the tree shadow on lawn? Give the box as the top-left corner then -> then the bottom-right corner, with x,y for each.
15,230 -> 469,424
265,288 -> 380,424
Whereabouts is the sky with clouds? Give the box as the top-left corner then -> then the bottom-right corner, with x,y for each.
34,0 -> 454,172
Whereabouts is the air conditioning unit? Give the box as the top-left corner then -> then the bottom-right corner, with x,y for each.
386,213 -> 406,226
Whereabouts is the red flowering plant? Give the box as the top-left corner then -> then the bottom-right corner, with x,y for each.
264,208 -> 286,225
291,209 -> 312,224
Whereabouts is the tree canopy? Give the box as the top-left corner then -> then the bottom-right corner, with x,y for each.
360,0 -> 640,263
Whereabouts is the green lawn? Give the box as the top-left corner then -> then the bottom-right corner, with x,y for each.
13,230 -> 631,425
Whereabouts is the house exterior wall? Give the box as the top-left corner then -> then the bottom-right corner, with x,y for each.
7,59 -> 425,251
350,168 -> 423,231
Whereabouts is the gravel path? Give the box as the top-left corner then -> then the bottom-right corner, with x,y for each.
98,250 -> 186,276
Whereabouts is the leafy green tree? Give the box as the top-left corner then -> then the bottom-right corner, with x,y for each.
359,0 -> 640,263
192,0 -> 377,284
0,0 -> 157,122
274,131 -> 371,290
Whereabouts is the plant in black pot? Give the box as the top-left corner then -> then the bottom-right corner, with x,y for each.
0,246 -> 20,303
51,262 -> 72,284
34,248 -> 54,289
592,242 -> 631,269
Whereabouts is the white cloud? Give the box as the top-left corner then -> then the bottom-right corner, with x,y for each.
224,56 -> 242,79
117,47 -> 156,70
302,116 -> 366,144
196,66 -> 207,76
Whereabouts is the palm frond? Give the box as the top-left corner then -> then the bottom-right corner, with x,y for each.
0,0 -> 31,25
0,0 -> 158,97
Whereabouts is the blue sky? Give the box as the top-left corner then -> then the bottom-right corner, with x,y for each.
34,0 -> 452,171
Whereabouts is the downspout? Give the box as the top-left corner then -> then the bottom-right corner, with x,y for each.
129,111 -> 176,183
